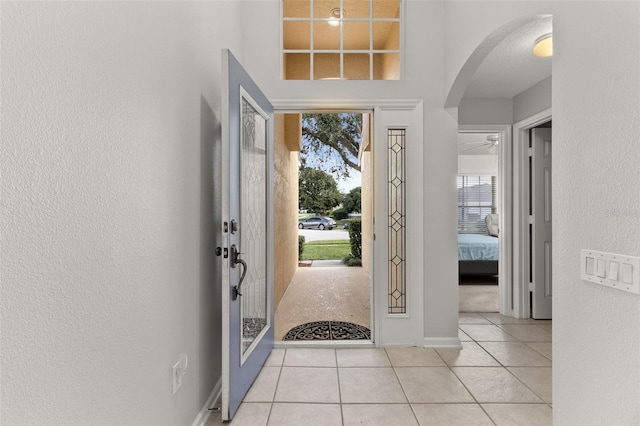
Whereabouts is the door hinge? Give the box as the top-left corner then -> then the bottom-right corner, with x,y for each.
528,282 -> 534,292
223,221 -> 229,233
528,147 -> 533,157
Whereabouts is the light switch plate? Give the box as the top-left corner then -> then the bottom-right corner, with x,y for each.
581,249 -> 640,295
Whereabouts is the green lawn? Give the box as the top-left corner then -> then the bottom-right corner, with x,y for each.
300,239 -> 351,261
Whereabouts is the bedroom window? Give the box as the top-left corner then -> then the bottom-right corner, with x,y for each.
457,175 -> 497,234
282,0 -> 402,80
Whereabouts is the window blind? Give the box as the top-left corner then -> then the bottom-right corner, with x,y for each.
457,175 -> 497,234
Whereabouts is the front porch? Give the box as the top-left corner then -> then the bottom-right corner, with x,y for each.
274,266 -> 371,341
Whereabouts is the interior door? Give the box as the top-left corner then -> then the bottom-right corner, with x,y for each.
531,127 -> 552,319
220,49 -> 274,421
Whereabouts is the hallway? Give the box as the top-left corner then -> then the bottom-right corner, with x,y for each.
207,313 -> 552,425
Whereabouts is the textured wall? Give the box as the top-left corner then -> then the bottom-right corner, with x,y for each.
552,3 -> 640,424
1,2 -> 242,424
273,114 -> 299,309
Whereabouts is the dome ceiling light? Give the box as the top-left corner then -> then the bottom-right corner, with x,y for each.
533,33 -> 553,58
328,8 -> 345,26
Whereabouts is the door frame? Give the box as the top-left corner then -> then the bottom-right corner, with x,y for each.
272,99 -> 424,347
458,125 -> 512,317
512,108 -> 552,319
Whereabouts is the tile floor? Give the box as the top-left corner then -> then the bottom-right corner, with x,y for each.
206,313 -> 552,425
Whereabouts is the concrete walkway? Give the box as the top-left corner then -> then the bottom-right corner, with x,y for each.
274,266 -> 371,341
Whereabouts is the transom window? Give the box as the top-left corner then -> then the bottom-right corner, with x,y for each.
282,0 -> 401,80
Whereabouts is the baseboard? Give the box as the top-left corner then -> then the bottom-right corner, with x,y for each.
191,378 -> 222,426
422,337 -> 462,349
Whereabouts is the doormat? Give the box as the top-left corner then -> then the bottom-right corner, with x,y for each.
282,321 -> 371,341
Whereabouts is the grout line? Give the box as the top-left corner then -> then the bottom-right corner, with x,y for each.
334,349 -> 345,426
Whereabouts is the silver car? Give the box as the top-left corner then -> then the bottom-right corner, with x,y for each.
298,216 -> 336,230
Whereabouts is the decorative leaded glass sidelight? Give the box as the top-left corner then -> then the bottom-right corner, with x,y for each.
240,94 -> 268,355
388,129 -> 406,314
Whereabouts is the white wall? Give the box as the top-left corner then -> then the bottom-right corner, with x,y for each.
513,76 -> 551,123
459,98 -> 513,125
241,0 -> 460,345
1,2 -> 242,424
552,2 -> 640,424
458,155 -> 498,175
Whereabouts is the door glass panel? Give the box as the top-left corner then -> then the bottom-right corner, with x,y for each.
240,95 -> 268,356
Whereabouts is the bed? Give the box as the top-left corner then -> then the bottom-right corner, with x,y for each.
458,233 -> 499,275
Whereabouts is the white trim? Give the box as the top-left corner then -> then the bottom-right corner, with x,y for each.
512,108 -> 552,319
458,125 -> 513,317
274,340 -> 376,349
423,337 -> 462,349
191,378 -> 222,426
272,99 -> 422,111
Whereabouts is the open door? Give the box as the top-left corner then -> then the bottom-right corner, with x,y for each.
531,127 -> 552,319
220,49 -> 274,421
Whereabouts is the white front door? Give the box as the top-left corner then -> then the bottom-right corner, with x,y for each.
531,127 -> 552,319
220,49 -> 274,421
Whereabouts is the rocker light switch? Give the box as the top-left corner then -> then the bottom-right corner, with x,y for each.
586,257 -> 595,275
622,263 -> 633,284
596,259 -> 606,277
608,261 -> 619,280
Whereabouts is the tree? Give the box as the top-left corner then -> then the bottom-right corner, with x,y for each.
301,113 -> 362,180
342,186 -> 361,213
298,167 -> 344,214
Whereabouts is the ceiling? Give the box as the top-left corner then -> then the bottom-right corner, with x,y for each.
463,16 -> 553,99
458,133 -> 499,156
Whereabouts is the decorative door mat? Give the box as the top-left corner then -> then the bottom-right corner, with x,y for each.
282,321 -> 371,341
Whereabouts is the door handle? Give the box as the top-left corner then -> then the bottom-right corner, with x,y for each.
230,244 -> 247,300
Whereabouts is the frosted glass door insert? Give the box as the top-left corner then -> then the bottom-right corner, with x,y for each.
240,92 -> 268,357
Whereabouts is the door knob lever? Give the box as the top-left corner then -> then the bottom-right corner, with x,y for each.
230,244 -> 247,300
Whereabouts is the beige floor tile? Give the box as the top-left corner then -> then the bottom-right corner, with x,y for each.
283,348 -> 336,367
459,324 -> 517,341
394,367 -> 474,403
336,348 -> 390,367
534,322 -> 552,332
497,324 -> 552,342
459,329 -> 473,341
243,367 -> 280,402
459,313 -> 492,324
411,403 -> 494,426
436,341 -> 500,367
385,347 -> 446,366
478,342 -> 552,366
459,285 -> 498,313
274,367 -> 339,403
342,404 -> 418,426
264,349 -> 285,367
508,367 -> 552,403
482,403 -> 553,426
525,342 -> 552,360
339,367 -> 407,403
224,403 -> 270,426
267,403 -> 342,426
452,367 -> 543,403
480,313 -> 535,325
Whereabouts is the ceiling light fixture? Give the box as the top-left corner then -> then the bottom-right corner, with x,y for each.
533,33 -> 553,58
328,8 -> 345,26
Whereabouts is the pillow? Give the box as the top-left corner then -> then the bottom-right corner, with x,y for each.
485,214 -> 499,237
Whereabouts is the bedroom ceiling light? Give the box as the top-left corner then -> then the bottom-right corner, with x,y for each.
533,33 -> 553,57
328,8 -> 344,26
